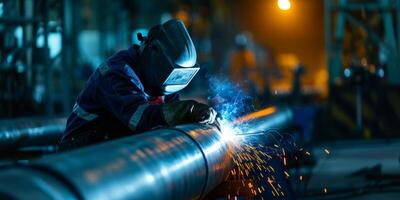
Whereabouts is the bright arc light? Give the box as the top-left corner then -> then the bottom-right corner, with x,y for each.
278,0 -> 291,11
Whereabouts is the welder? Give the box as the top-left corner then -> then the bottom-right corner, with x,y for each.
59,19 -> 217,151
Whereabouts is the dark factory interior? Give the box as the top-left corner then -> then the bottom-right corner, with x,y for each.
0,0 -> 400,199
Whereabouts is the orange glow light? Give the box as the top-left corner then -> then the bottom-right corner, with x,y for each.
277,0 -> 291,11
234,106 -> 277,124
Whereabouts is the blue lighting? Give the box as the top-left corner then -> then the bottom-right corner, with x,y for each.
344,68 -> 351,78
36,32 -> 62,58
377,68 -> 384,78
132,28 -> 148,45
208,77 -> 253,122
0,3 -> 3,17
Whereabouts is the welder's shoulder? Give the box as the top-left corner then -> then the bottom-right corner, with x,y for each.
91,61 -> 144,96
97,61 -> 140,84
97,49 -> 137,78
91,53 -> 131,80
106,49 -> 136,69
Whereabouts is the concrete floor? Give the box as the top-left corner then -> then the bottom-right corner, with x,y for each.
302,139 -> 400,199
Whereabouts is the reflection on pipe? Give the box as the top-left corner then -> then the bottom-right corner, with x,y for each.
234,106 -> 277,124
0,117 -> 66,150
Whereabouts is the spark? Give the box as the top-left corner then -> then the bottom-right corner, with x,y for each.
217,119 -> 241,142
145,174 -> 155,183
282,148 -> 287,166
324,148 -> 330,155
208,77 -> 299,198
284,171 -> 290,178
268,166 -> 275,172
267,177 -> 281,196
323,187 -> 328,194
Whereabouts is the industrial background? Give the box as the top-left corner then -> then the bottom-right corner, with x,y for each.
0,0 -> 400,199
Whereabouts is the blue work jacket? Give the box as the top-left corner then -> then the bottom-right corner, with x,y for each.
62,45 -> 178,141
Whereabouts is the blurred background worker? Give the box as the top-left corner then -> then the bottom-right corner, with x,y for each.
226,33 -> 271,105
59,19 -> 217,150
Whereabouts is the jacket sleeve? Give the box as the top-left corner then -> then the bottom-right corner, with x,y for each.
97,70 -> 167,133
164,93 -> 180,103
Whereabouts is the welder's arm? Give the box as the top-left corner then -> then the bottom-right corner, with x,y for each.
164,93 -> 180,103
97,73 -> 167,133
162,100 -> 217,126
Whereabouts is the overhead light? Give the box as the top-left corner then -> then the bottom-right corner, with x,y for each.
278,0 -> 291,11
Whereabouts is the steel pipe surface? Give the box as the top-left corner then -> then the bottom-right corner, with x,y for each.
0,117 -> 66,150
0,106 -> 293,200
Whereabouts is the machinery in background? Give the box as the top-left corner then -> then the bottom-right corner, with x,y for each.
0,0 -> 75,118
317,62 -> 400,139
325,0 -> 400,85
320,0 -> 400,139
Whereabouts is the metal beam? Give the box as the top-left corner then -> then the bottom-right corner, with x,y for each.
382,0 -> 400,84
61,0 -> 74,115
326,0 -> 400,86
332,0 -> 347,84
333,3 -> 396,11
325,0 -> 333,85
41,0 -> 53,116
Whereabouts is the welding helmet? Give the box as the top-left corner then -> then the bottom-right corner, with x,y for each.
137,19 -> 199,97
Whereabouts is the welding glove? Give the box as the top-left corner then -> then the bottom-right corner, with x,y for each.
162,100 -> 217,126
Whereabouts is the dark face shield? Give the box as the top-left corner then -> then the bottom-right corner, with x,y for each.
137,19 -> 199,97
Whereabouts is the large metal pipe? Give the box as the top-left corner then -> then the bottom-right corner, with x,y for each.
0,117 -> 66,150
0,106 -> 293,200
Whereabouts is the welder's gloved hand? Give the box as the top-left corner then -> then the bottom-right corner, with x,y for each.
162,100 -> 218,126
